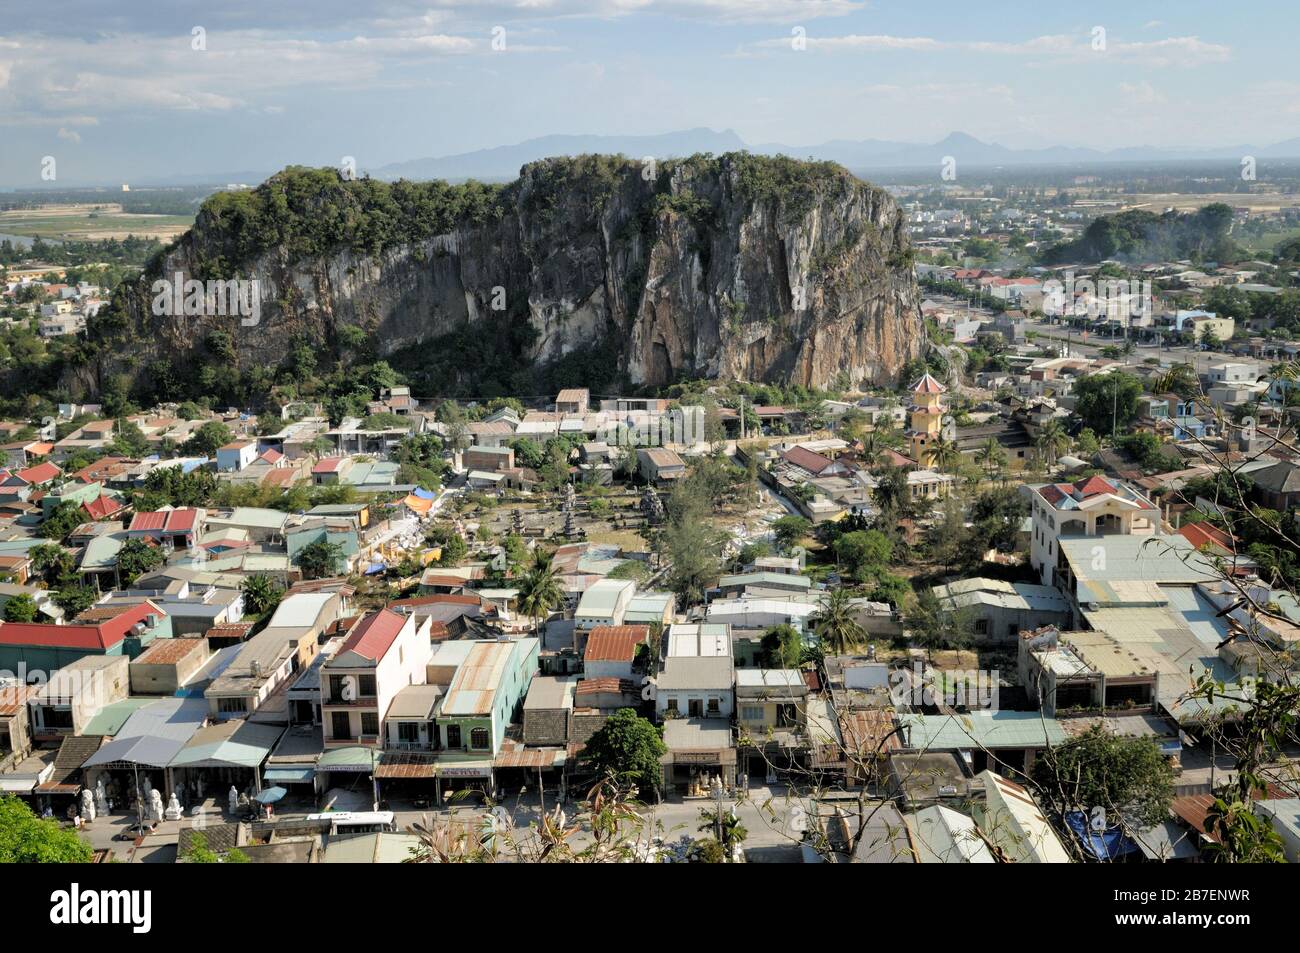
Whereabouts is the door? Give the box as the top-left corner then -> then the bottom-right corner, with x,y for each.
331,711 -> 352,741
446,724 -> 462,749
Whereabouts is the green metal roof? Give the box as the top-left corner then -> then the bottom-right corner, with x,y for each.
899,711 -> 1068,751
81,697 -> 157,736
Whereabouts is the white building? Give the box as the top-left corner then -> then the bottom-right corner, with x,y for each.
1026,475 -> 1160,588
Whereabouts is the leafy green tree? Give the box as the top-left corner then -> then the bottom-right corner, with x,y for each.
760,623 -> 803,668
1072,372 -> 1143,438
3,593 -> 37,622
772,515 -> 811,553
507,437 -> 545,470
296,539 -> 345,579
116,538 -> 165,585
1032,726 -> 1175,829
833,529 -> 892,582
29,543 -> 76,587
582,709 -> 667,796
0,795 -> 92,862
653,482 -> 727,606
39,502 -> 84,541
182,421 -> 235,458
54,585 -> 97,617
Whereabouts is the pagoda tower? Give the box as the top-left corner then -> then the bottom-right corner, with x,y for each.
907,372 -> 947,467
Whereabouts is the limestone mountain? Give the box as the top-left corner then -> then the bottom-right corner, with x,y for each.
78,153 -> 924,403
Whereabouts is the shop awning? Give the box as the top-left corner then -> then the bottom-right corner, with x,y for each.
264,767 -> 315,784
170,721 -> 285,770
316,746 -> 377,772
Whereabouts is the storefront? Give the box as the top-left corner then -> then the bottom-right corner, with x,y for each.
661,719 -> 737,797
433,759 -> 495,804
315,745 -> 379,810
492,743 -> 567,803
373,752 -> 439,809
169,720 -> 285,804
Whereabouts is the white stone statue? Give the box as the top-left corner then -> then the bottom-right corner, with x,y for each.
149,788 -> 164,823
94,779 -> 108,815
228,785 -> 239,814
80,788 -> 96,823
165,792 -> 182,821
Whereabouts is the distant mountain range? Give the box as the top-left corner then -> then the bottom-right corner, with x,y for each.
365,128 -> 1300,182
15,129 -> 1300,190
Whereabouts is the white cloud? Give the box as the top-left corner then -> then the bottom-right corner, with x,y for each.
56,127 -> 81,143
758,31 -> 1231,66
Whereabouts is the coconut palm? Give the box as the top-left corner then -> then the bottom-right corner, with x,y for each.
1154,362 -> 1199,398
1268,360 -> 1299,412
976,437 -> 1006,477
929,435 -> 962,473
1034,420 -> 1070,470
517,550 -> 564,636
810,587 -> 866,656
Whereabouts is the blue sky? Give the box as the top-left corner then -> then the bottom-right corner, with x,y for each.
1,0 -> 1297,186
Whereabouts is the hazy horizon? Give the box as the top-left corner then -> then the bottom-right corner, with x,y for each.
2,0 -> 1298,187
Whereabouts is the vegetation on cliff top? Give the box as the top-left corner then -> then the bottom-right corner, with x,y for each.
49,152 -> 899,412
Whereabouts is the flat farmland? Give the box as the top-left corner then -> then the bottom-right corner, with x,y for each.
0,203 -> 193,241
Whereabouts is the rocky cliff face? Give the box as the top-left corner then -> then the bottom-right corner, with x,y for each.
88,154 -> 923,399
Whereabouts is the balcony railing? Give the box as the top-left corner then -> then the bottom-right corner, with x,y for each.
322,694 -> 378,707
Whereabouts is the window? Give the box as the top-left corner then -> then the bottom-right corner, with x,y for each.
217,697 -> 248,715
741,706 -> 763,722
706,697 -> 720,715
470,727 -> 490,750
361,712 -> 379,736
358,674 -> 377,697
398,722 -> 420,743
665,697 -> 678,713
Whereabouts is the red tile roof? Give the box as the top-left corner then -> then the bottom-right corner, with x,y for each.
575,677 -> 636,697
584,624 -> 649,663
313,457 -> 345,474
128,510 -> 167,532
911,373 -> 946,395
338,609 -> 407,662
258,448 -> 283,464
128,508 -> 198,534
1177,522 -> 1234,553
0,601 -> 165,651
1073,475 -> 1117,498
16,461 -> 60,485
781,445 -> 835,476
81,493 -> 123,521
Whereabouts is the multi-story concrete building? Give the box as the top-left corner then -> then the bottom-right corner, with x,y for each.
1026,476 -> 1160,588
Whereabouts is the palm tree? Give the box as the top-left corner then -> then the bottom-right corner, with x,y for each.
1268,360 -> 1299,413
929,435 -> 961,473
976,437 -> 1006,477
241,573 -> 283,617
1034,420 -> 1070,470
810,587 -> 866,656
1154,362 -> 1199,398
517,550 -> 563,636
